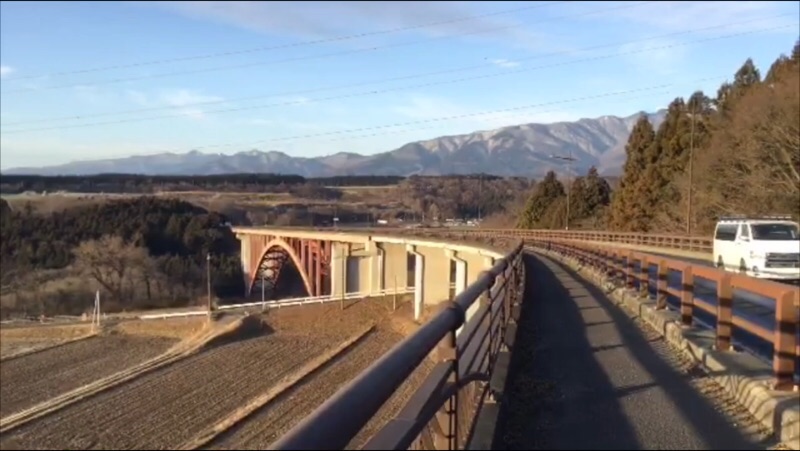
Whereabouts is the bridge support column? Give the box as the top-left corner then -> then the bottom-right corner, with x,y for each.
330,243 -> 350,298
447,250 -> 467,296
417,245 -> 452,307
238,234 -> 252,296
381,243 -> 408,296
407,245 -> 424,321
447,249 -> 469,335
366,241 -> 384,296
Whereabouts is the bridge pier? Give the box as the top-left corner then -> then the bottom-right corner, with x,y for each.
407,245 -> 425,321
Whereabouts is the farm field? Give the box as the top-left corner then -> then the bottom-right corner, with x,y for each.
0,333 -> 331,450
0,335 -> 176,418
208,304 -> 433,450
208,328 -> 401,449
0,323 -> 95,359
0,300 -> 429,450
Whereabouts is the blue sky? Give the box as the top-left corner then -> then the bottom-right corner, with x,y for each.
0,1 -> 797,169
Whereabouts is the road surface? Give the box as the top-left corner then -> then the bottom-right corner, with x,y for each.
494,252 -> 770,450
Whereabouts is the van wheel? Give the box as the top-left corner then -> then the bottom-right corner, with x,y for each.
739,259 -> 747,274
717,256 -> 724,270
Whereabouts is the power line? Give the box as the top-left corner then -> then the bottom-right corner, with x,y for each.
2,13 -> 787,127
1,1 -> 567,82
0,1 -> 659,94
322,89 -> 678,145
116,74 -> 731,155
1,23 -> 791,135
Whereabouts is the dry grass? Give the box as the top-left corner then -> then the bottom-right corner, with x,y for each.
0,323 -> 93,341
112,316 -> 209,339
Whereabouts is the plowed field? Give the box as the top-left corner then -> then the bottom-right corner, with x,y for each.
0,335 -> 329,450
0,335 -> 176,418
208,328 -> 433,450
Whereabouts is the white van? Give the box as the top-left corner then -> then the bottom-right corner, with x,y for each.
713,216 -> 800,280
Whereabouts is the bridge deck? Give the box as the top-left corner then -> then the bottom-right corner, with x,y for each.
494,252 -> 768,450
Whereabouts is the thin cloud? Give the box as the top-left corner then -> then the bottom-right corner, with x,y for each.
491,58 -> 521,68
617,37 -> 687,76
147,1 -> 534,43
582,1 -> 798,34
124,88 -> 225,121
0,66 -> 14,78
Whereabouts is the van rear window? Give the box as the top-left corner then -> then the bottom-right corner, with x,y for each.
714,224 -> 737,241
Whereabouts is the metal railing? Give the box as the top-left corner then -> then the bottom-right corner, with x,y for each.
528,238 -> 799,391
137,287 -> 416,320
248,225 -> 713,253
269,240 -> 525,450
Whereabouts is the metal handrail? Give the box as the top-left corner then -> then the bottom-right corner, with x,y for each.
269,241 -> 524,450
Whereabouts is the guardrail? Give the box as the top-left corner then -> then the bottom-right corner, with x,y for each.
269,241 -> 525,450
137,287 -> 416,320
258,225 -> 713,253
526,238 -> 799,391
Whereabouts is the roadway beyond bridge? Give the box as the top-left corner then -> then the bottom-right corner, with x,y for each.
229,227 -> 798,450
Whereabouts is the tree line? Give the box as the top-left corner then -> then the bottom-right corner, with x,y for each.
610,42 -> 799,233
0,197 -> 244,318
0,174 -> 407,194
517,167 -> 612,229
518,41 -> 800,233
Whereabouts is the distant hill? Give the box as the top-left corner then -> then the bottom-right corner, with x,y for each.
4,110 -> 666,177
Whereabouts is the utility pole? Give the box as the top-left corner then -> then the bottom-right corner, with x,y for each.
206,252 -> 212,320
393,275 -> 398,312
478,174 -> 483,223
550,149 -> 577,230
341,255 -> 346,310
686,109 -> 697,235
261,273 -> 266,312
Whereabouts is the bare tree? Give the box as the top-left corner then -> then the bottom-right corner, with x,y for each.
73,235 -> 153,305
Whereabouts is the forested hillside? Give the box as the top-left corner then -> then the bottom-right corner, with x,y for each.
0,197 -> 243,318
518,42 -> 800,233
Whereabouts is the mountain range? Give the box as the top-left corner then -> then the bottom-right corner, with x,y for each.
3,110 -> 666,178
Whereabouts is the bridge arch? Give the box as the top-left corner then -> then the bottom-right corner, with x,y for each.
249,238 -> 314,297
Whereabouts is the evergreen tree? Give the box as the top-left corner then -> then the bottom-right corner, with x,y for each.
609,115 -> 655,230
518,171 -> 565,228
734,58 -> 761,89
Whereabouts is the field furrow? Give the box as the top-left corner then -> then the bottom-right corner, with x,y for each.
0,335 -> 329,450
208,330 -> 401,449
0,335 -> 176,418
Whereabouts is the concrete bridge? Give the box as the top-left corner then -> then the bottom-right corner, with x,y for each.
231,226 -> 799,450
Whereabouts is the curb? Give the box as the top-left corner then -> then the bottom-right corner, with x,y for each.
534,248 -> 800,449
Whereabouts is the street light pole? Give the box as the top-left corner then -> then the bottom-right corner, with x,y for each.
550,150 -> 577,230
206,252 -> 212,320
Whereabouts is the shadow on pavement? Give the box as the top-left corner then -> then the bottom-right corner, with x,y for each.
493,252 -> 762,450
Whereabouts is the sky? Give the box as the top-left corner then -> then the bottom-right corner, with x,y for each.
0,0 -> 798,170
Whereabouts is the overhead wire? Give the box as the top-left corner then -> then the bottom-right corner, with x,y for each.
1,23 -> 793,135
0,1 -> 659,93
0,1 -> 569,81
113,74 -> 731,155
1,12 -> 790,127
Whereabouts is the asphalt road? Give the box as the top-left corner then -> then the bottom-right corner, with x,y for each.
494,252 -> 763,450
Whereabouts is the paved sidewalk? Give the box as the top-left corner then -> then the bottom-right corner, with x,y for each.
494,252 -> 766,450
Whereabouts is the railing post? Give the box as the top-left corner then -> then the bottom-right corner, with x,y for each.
626,251 -> 636,289
716,274 -> 733,351
639,255 -> 649,297
436,307 -> 460,450
680,265 -> 694,326
656,260 -> 668,310
773,290 -> 798,391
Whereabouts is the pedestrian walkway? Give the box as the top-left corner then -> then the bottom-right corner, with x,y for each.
494,252 -> 768,450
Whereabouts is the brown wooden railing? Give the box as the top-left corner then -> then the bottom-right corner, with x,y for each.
269,241 -> 525,450
526,238 -> 799,391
